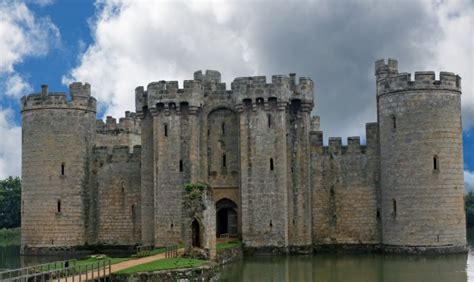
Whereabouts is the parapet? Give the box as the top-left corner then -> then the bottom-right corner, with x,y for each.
135,71 -> 315,116
377,71 -> 461,96
311,116 -> 320,132
375,58 -> 398,80
313,124 -> 379,156
231,74 -> 314,106
96,111 -> 141,134
21,82 -> 96,113
375,59 -> 461,96
194,70 -> 221,83
135,79 -> 204,115
93,145 -> 141,164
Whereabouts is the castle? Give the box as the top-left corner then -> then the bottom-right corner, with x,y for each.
20,59 -> 466,254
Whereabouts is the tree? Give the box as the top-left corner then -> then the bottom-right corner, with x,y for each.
0,177 -> 21,228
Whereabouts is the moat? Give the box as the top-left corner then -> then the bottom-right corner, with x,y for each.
2,229 -> 474,281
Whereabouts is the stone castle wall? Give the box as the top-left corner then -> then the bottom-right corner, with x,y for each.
21,84 -> 96,251
20,60 -> 466,254
91,146 -> 141,246
376,59 -> 466,250
310,125 -> 380,246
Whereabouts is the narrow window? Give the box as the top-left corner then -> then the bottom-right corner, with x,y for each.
57,199 -> 61,213
222,154 -> 226,168
179,160 -> 183,172
392,199 -> 397,215
391,115 -> 396,129
222,123 -> 225,135
376,209 -> 380,219
269,220 -> 273,227
433,155 -> 439,171
61,162 -> 65,176
164,124 -> 168,137
268,114 -> 272,128
270,158 -> 274,171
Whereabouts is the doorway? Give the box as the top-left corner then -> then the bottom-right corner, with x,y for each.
216,198 -> 238,237
191,219 -> 201,248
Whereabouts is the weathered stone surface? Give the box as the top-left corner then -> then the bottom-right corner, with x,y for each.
21,60 -> 466,254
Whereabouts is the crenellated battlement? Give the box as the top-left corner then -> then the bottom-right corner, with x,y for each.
136,71 -> 314,117
194,70 -> 221,83
135,79 -> 204,116
93,145 -> 141,164
231,74 -> 314,109
320,136 -> 368,155
96,111 -> 141,135
376,59 -> 461,96
21,83 -> 96,113
311,123 -> 379,156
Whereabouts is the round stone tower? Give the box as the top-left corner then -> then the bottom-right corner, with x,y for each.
21,83 -> 96,254
376,59 -> 466,253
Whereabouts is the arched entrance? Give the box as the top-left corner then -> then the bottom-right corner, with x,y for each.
216,198 -> 238,237
191,219 -> 201,248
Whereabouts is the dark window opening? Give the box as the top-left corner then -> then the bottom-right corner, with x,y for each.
61,163 -> 65,176
270,158 -> 274,171
392,199 -> 397,216
433,155 -> 439,171
391,115 -> 396,129
164,124 -> 168,137
57,200 -> 61,213
223,154 -> 226,168
268,114 -> 272,128
222,123 -> 225,135
179,160 -> 183,172
269,220 -> 273,227
376,209 -> 380,219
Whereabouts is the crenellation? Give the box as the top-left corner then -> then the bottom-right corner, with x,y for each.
377,71 -> 461,96
21,82 -> 96,113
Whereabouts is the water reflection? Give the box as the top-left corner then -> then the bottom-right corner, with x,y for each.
1,230 -> 474,281
220,252 -> 468,282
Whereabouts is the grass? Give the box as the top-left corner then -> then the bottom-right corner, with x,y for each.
0,228 -> 20,246
216,240 -> 241,253
116,258 -> 208,274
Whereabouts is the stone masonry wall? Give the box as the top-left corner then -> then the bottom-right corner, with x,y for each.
311,129 -> 380,246
21,84 -> 96,250
239,99 -> 289,248
91,146 -> 141,245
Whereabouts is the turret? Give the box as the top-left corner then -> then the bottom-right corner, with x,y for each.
376,59 -> 466,253
21,83 -> 96,254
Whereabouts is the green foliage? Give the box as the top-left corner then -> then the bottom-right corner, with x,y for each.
184,182 -> 209,199
0,177 -> 21,228
116,258 -> 207,274
466,192 -> 474,228
216,240 -> 241,253
0,227 -> 20,246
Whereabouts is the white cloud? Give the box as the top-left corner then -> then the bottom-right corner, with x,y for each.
29,0 -> 55,7
428,0 -> 474,129
0,108 -> 21,179
65,0 -> 474,140
0,0 -> 60,73
5,73 -> 32,97
0,0 -> 60,177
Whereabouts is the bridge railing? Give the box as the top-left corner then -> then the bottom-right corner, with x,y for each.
0,259 -> 112,281
165,245 -> 178,258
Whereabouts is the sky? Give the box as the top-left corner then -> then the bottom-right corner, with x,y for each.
0,0 -> 473,187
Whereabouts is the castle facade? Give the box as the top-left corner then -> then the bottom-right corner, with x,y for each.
20,59 -> 466,254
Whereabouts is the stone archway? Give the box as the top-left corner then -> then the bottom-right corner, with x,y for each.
216,198 -> 238,237
191,218 -> 201,248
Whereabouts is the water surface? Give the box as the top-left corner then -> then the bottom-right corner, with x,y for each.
2,230 -> 474,281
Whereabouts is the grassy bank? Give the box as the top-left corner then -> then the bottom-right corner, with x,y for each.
216,240 -> 241,253
0,228 -> 20,246
116,258 -> 207,274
